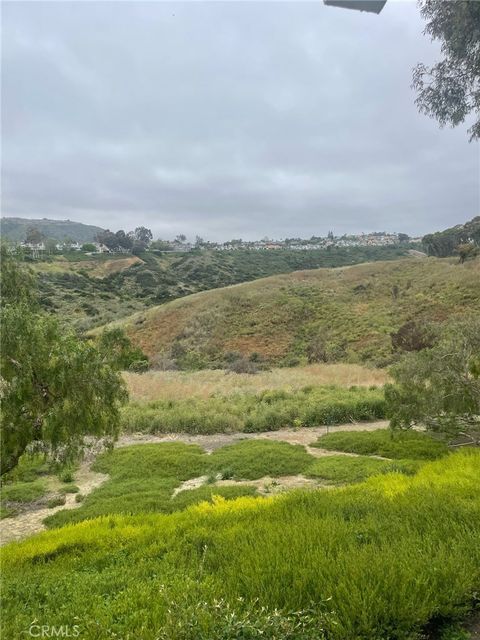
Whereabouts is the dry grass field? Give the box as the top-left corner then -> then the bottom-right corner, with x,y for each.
33,255 -> 143,278
124,363 -> 388,402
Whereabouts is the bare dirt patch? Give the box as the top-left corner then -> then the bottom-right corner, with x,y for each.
172,475 -> 210,498
0,464 -> 108,546
216,475 -> 325,495
118,420 -> 389,453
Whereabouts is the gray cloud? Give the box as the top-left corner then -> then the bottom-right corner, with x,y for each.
2,1 -> 479,241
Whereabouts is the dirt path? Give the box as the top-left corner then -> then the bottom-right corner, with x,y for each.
117,420 -> 389,453
1,420 -> 388,545
0,466 -> 108,546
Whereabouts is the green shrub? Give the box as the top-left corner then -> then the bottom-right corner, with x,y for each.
47,496 -> 66,508
209,440 -> 313,480
313,428 -> 448,460
44,441 -> 315,528
0,480 -> 47,504
2,454 -> 50,483
170,485 -> 258,512
60,485 -> 80,494
306,455 -> 422,484
0,505 -> 16,519
59,470 -> 75,483
121,385 -> 386,435
128,359 -> 149,372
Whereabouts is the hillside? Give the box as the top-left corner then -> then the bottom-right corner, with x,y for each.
0,217 -> 104,243
35,244 -> 411,330
110,256 -> 480,368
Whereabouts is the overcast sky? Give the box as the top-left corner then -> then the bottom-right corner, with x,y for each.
2,1 -> 479,241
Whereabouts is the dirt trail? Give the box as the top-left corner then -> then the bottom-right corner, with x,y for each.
0,466 -> 108,546
118,420 -> 389,452
1,420 -> 388,545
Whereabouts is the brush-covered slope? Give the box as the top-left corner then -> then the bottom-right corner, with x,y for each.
0,217 -> 104,243
36,244 -> 410,331
112,257 -> 480,368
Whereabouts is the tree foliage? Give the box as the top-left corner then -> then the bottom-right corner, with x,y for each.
390,320 -> 435,352
412,0 -> 480,140
25,226 -> 45,245
94,227 -> 153,253
132,226 -> 153,247
385,319 -> 480,443
0,251 -> 127,474
456,242 -> 479,263
97,328 -> 149,371
422,215 -> 480,257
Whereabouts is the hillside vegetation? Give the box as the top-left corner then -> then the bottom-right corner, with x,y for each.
121,385 -> 386,434
43,431 -> 441,529
34,245 -> 411,330
0,217 -> 104,243
110,256 -> 480,368
422,215 -> 480,257
2,450 -> 479,640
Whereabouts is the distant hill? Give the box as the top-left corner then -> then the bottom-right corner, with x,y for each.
0,217 -> 105,243
106,256 -> 480,369
422,216 -> 480,257
34,245 -> 412,331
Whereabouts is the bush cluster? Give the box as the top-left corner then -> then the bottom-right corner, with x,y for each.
121,385 -> 386,434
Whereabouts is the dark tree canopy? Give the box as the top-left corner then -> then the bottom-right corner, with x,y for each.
390,320 -> 435,353
133,226 -> 153,247
25,226 -> 44,245
413,0 -> 480,140
97,327 -> 149,371
95,229 -> 119,250
115,229 -> 134,251
422,216 -> 480,257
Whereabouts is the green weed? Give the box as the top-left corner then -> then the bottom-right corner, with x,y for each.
313,428 -> 448,459
44,441 -> 315,527
1,451 -> 479,640
121,385 -> 386,434
209,440 -> 312,480
0,480 -> 47,504
59,485 -> 80,494
306,455 -> 421,484
46,496 -> 66,508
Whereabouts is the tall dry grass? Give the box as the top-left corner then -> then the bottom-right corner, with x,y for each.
124,363 -> 389,402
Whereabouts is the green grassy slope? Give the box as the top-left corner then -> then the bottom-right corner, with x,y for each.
43,431 -> 443,529
34,245 -> 411,330
313,429 -> 448,459
108,256 -> 480,368
2,450 -> 479,640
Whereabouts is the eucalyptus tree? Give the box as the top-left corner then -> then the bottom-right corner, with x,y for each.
413,0 -> 480,140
